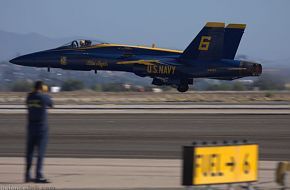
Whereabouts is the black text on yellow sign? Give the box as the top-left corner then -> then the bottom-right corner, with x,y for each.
182,144 -> 258,186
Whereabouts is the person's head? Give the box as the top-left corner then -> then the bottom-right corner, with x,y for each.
34,81 -> 43,92
80,40 -> 85,46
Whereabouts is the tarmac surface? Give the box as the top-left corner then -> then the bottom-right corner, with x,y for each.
0,112 -> 289,160
0,158 -> 281,190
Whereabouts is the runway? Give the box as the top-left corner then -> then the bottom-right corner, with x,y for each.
0,113 -> 289,160
0,104 -> 289,114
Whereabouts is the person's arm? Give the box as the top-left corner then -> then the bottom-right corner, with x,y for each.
25,93 -> 30,107
44,95 -> 53,108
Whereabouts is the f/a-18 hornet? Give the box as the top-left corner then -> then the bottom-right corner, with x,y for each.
10,22 -> 262,92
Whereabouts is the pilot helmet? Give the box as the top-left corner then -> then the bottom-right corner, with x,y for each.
80,40 -> 85,46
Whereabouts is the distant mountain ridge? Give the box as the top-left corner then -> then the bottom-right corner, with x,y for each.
0,30 -> 56,60
0,30 -> 89,61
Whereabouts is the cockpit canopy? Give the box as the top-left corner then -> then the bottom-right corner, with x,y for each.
59,39 -> 107,49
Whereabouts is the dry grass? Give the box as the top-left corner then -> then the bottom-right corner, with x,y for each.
0,91 -> 290,104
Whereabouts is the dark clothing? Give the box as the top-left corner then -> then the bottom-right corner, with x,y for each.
26,132 -> 48,178
25,92 -> 53,179
26,92 -> 53,133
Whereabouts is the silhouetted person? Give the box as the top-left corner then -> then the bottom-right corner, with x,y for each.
25,81 -> 53,183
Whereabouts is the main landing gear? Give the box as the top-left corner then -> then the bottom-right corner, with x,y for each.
151,78 -> 192,93
177,83 -> 189,92
177,79 -> 191,92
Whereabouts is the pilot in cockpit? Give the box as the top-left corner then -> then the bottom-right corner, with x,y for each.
80,40 -> 86,48
80,40 -> 92,48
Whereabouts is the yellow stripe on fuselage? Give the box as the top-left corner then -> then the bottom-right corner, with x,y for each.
117,60 -> 160,66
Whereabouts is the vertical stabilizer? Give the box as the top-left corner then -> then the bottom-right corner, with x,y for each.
179,22 -> 225,61
223,24 -> 246,59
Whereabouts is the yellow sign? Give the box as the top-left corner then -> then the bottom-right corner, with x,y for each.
182,143 -> 258,186
194,144 -> 258,185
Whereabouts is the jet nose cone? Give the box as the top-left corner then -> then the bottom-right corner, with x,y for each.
9,56 -> 27,65
9,57 -> 18,64
9,54 -> 36,66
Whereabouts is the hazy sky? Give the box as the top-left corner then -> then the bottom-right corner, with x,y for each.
0,0 -> 289,60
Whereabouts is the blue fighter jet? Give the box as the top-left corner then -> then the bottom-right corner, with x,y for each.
10,22 -> 262,92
